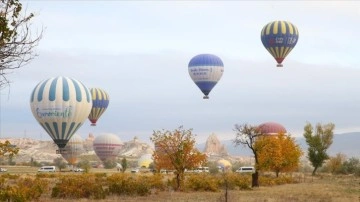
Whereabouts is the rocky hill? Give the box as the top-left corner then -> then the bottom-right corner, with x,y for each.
0,135 -> 154,163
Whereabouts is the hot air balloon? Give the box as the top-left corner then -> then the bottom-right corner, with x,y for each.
93,133 -> 123,162
138,153 -> 153,168
61,134 -> 84,165
261,20 -> 299,67
88,88 -> 110,126
188,54 -> 224,99
258,121 -> 287,136
30,76 -> 92,150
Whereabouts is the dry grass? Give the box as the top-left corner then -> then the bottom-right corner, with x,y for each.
1,167 -> 359,202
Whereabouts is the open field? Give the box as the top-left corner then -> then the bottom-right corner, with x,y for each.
1,166 -> 359,202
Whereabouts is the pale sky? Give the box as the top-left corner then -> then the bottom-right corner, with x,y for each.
1,1 -> 360,144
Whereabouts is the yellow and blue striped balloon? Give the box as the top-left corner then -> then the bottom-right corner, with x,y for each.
261,21 -> 299,67
88,88 -> 109,126
30,76 -> 92,148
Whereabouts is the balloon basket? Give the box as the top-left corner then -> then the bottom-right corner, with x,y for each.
91,123 -> 96,126
203,95 -> 209,99
277,64 -> 283,67
56,149 -> 68,154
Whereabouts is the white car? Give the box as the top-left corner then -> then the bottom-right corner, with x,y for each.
131,168 -> 139,173
74,168 -> 84,172
0,168 -> 7,172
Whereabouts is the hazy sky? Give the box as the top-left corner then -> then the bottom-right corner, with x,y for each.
1,1 -> 360,144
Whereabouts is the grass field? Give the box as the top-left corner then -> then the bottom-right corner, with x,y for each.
1,166 -> 359,202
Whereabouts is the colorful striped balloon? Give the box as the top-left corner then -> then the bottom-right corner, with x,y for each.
93,133 -> 123,162
261,21 -> 299,67
30,76 -> 92,149
188,54 -> 224,99
88,88 -> 109,126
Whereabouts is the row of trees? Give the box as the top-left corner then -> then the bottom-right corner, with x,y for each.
150,122 -> 336,190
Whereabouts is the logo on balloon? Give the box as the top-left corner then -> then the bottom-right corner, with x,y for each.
36,106 -> 73,118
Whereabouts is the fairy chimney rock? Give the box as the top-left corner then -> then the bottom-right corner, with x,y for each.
203,133 -> 228,156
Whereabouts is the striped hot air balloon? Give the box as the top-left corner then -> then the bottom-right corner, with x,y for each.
261,21 -> 299,67
88,88 -> 109,126
188,54 -> 224,99
93,133 -> 123,162
30,76 -> 92,149
61,134 -> 84,165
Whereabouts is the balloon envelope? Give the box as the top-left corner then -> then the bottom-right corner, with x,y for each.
138,153 -> 153,168
261,21 -> 299,67
61,134 -> 84,165
188,54 -> 224,99
93,133 -> 123,162
30,76 -> 92,148
88,88 -> 110,126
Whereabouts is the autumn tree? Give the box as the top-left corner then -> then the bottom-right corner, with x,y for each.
0,0 -> 42,88
150,126 -> 207,191
233,123 -> 263,187
0,140 -> 19,161
255,133 -> 303,177
303,122 -> 335,175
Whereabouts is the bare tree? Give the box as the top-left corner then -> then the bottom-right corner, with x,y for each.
233,123 -> 263,187
0,0 -> 42,89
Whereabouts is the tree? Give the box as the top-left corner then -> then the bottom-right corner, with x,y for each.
324,153 -> 346,174
121,157 -> 127,173
53,157 -> 66,171
0,140 -> 19,159
77,159 -> 91,173
150,126 -> 207,191
0,0 -> 42,88
255,133 -> 303,177
233,124 -> 263,187
303,122 -> 335,175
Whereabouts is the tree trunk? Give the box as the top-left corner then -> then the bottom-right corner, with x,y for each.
252,171 -> 259,187
312,166 -> 318,176
276,171 -> 279,177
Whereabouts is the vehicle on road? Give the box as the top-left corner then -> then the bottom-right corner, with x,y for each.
235,166 -> 255,173
38,166 -> 56,172
0,168 -> 7,172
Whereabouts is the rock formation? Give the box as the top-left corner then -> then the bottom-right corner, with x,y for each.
203,133 -> 228,156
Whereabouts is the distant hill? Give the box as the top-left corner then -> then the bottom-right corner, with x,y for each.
197,132 -> 360,158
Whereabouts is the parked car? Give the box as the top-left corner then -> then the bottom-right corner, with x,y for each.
131,168 -> 139,173
73,168 -> 84,172
0,168 -> 7,172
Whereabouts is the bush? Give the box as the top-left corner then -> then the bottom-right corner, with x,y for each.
107,173 -> 155,196
51,174 -> 106,199
185,174 -> 220,192
0,177 -> 49,202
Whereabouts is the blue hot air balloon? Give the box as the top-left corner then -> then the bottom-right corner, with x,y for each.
88,88 -> 109,126
261,20 -> 299,67
30,76 -> 92,149
188,54 -> 224,99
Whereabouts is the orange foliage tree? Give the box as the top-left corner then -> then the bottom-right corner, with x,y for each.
150,126 -> 207,191
255,133 -> 303,177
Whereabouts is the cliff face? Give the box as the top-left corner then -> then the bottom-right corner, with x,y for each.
203,133 -> 228,156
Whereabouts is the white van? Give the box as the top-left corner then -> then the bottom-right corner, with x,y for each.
235,166 -> 255,173
38,166 -> 56,172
